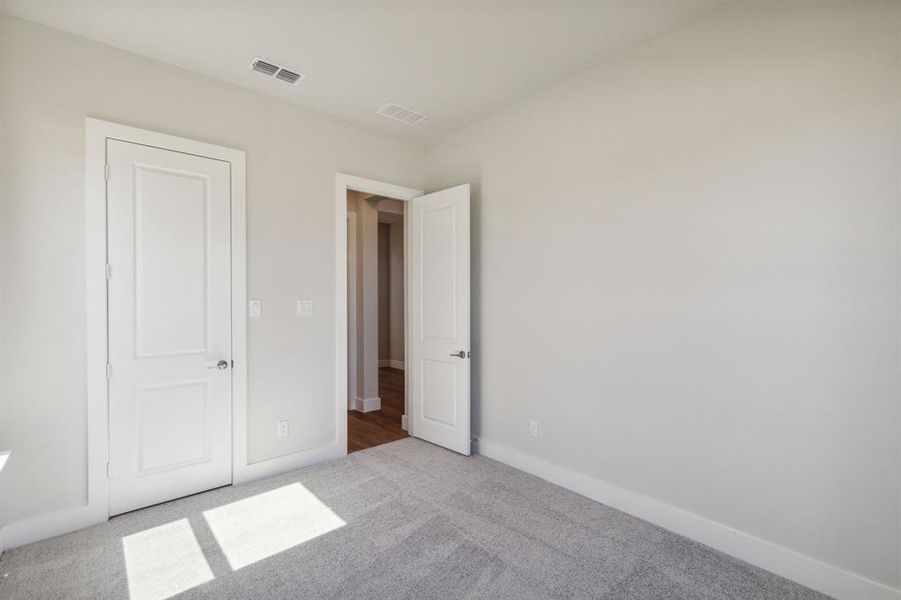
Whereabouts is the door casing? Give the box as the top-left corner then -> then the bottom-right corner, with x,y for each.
86,118 -> 247,522
347,210 -> 358,410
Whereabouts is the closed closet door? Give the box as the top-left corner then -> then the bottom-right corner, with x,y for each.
107,139 -> 233,515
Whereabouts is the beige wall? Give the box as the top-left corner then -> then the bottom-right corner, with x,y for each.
388,221 -> 405,364
346,192 -> 384,402
3,1 -> 900,591
427,0 -> 901,587
352,202 -> 404,391
0,14 -> 425,525
378,223 -> 391,361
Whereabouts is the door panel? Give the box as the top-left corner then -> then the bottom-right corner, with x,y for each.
421,359 -> 457,427
409,184 -> 470,455
135,167 -> 210,356
136,380 -> 210,473
108,139 -> 232,516
421,205 -> 457,341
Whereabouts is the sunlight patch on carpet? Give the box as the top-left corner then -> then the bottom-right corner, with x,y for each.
203,483 -> 346,570
122,518 -> 213,600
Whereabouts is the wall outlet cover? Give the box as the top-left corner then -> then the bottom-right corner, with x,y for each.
297,299 -> 314,316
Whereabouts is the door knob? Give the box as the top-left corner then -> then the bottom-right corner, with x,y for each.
208,360 -> 229,370
450,351 -> 468,359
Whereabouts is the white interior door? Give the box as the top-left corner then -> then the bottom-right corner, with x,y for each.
108,139 -> 233,516
409,184 -> 471,455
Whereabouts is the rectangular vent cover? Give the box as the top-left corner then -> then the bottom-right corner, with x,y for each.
249,56 -> 305,85
377,103 -> 428,126
275,69 -> 302,84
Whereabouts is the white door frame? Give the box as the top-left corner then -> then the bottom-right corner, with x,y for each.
86,118 -> 247,522
346,210 -> 358,410
335,174 -> 423,450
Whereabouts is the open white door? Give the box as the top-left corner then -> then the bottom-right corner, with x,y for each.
409,184 -> 471,455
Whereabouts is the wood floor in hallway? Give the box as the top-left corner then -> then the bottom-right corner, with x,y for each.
348,367 -> 408,453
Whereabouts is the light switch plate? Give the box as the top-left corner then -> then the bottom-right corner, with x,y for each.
297,299 -> 314,317
248,299 -> 262,318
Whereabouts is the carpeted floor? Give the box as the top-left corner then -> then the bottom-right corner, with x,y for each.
0,438 -> 830,600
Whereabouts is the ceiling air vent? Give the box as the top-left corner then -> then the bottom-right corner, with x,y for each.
377,102 -> 428,126
275,69 -> 303,84
249,56 -> 305,85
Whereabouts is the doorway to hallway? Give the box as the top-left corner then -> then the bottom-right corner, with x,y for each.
338,174 -> 471,457
348,367 -> 407,453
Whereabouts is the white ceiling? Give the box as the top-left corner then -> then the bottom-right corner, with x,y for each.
0,0 -> 720,142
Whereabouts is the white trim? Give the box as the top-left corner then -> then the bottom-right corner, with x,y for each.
354,396 -> 382,413
74,118 -> 247,545
0,450 -> 8,551
1,504 -> 106,550
227,142 -> 250,486
84,118 -> 110,540
347,211 -> 358,411
402,201 -> 410,423
234,444 -> 345,484
335,174 -> 422,450
1,439 -> 341,548
401,415 -> 408,431
475,438 -> 901,600
378,359 -> 405,370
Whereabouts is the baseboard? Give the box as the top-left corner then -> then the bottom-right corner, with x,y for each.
474,438 -> 900,600
234,441 -> 345,486
378,360 -> 405,370
1,504 -> 106,551
2,442 -> 348,551
354,396 -> 381,413
401,414 -> 408,431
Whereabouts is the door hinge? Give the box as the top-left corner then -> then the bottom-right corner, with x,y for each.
106,363 -> 111,380
104,164 -> 111,181
105,263 -> 112,280
107,462 -> 111,478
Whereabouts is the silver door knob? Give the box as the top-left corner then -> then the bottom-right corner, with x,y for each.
450,351 -> 467,359
208,360 -> 229,370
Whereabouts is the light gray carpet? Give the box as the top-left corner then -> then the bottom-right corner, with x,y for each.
0,438 -> 830,600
